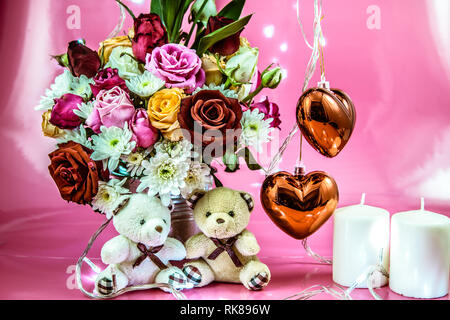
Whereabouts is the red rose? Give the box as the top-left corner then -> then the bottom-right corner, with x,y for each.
67,40 -> 101,78
178,90 -> 243,157
48,142 -> 100,205
205,16 -> 243,56
50,93 -> 83,129
90,68 -> 128,97
132,13 -> 168,62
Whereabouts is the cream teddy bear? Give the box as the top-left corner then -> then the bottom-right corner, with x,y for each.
182,187 -> 271,291
94,193 -> 189,295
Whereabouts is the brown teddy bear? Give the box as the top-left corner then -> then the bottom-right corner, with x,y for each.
182,187 -> 271,291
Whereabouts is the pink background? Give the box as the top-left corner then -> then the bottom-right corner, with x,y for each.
0,0 -> 449,299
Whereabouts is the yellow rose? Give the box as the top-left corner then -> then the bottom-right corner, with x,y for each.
98,36 -> 132,64
148,88 -> 185,141
42,111 -> 65,138
201,54 -> 224,86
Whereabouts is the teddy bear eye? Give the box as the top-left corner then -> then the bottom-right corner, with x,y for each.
140,219 -> 146,226
163,219 -> 167,225
206,212 -> 212,218
228,211 -> 235,217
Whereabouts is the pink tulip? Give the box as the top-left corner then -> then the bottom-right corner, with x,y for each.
130,109 -> 159,149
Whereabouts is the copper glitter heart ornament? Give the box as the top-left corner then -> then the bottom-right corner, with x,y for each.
297,87 -> 356,158
261,168 -> 339,240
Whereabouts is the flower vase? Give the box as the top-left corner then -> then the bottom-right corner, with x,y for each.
120,178 -> 199,243
169,195 -> 200,243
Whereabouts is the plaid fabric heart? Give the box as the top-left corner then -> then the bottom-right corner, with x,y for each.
97,276 -> 115,295
168,272 -> 187,288
248,272 -> 269,291
183,265 -> 202,286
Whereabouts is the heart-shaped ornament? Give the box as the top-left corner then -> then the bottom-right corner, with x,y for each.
297,87 -> 356,158
260,168 -> 339,240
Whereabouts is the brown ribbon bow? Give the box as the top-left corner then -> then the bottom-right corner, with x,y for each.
133,243 -> 168,270
208,237 -> 243,268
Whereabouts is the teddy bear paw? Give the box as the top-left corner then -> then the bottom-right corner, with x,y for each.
183,265 -> 202,286
248,272 -> 269,291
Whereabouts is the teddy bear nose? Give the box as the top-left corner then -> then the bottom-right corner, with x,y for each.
216,218 -> 225,224
155,226 -> 163,233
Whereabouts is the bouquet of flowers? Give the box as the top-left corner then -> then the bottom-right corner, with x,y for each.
36,0 -> 284,216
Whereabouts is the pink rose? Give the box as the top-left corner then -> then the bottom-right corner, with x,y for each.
86,87 -> 135,133
130,109 -> 159,149
50,93 -> 83,129
146,44 -> 205,94
90,68 -> 128,97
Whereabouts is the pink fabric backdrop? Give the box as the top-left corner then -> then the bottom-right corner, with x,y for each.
0,0 -> 449,299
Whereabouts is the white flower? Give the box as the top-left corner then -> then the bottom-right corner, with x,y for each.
106,46 -> 142,80
226,46 -> 259,84
36,70 -> 94,111
36,70 -> 73,111
126,70 -> 165,98
124,149 -> 151,177
193,83 -> 239,99
92,178 -> 131,219
180,162 -> 212,198
57,125 -> 92,149
73,101 -> 94,120
70,74 -> 95,99
154,139 -> 196,161
137,153 -> 190,206
91,124 -> 136,172
240,109 -> 274,152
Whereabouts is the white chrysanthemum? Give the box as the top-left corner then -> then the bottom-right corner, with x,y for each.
36,70 -> 94,111
106,46 -> 142,80
73,101 -> 95,120
193,84 -> 239,99
137,153 -> 190,206
240,109 -> 274,152
154,139 -> 196,161
57,125 -> 92,149
180,162 -> 212,198
36,70 -> 73,111
91,124 -> 136,172
126,70 -> 165,98
70,74 -> 95,99
124,149 -> 151,177
92,178 -> 131,219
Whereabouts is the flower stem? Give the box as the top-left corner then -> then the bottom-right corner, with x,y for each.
185,0 -> 209,46
242,85 -> 264,104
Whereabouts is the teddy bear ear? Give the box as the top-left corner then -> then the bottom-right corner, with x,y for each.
186,190 -> 207,209
240,192 -> 254,212
112,197 -> 131,216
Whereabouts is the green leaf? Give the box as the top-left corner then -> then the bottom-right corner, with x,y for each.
196,14 -> 252,56
150,0 -> 163,17
116,0 -> 136,20
223,152 -> 240,173
155,0 -> 194,43
192,0 -> 217,26
212,173 -> 224,187
237,147 -> 263,171
52,53 -> 69,68
218,0 -> 246,20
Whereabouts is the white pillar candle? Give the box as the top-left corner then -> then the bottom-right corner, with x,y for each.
390,199 -> 450,299
333,194 -> 390,288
